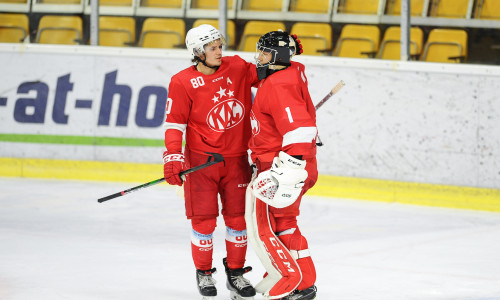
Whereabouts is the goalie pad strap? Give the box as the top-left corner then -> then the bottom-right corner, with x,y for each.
290,249 -> 311,260
276,228 -> 310,259
276,228 -> 296,236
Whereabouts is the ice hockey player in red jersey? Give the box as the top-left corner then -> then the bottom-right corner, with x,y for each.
245,30 -> 318,300
162,24 -> 260,300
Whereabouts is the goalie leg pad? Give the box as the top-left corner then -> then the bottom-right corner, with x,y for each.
245,185 -> 281,296
276,224 -> 316,291
245,185 -> 302,299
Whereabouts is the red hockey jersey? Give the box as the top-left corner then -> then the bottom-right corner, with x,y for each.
249,62 -> 317,161
165,56 -> 259,157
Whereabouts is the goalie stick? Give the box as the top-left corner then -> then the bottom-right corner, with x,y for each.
315,80 -> 345,146
97,152 -> 224,203
315,80 -> 345,111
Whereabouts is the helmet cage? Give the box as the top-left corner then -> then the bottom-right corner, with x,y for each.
255,42 -> 292,68
255,43 -> 277,68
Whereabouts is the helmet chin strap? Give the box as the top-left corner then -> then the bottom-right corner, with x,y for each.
196,56 -> 219,70
257,64 -> 288,80
256,56 -> 289,80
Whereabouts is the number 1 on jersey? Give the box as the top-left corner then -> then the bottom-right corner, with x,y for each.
285,107 -> 294,123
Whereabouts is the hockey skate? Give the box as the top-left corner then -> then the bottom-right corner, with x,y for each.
281,285 -> 317,300
223,258 -> 256,300
196,268 -> 217,300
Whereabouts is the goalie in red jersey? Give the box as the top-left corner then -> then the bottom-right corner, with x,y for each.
162,24 -> 260,300
245,30 -> 318,300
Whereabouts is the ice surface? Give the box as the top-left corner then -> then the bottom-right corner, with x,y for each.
1,177 -> 500,300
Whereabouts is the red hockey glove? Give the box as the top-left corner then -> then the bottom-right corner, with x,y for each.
163,151 -> 185,186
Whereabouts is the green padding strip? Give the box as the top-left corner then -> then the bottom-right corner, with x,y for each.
0,134 -> 163,147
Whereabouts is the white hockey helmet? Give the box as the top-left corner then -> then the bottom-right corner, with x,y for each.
185,24 -> 226,59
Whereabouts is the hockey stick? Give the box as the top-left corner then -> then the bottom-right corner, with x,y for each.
97,152 -> 224,203
315,80 -> 345,110
315,80 -> 346,146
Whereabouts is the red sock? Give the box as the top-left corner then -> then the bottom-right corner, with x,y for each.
191,218 -> 216,270
225,226 -> 247,269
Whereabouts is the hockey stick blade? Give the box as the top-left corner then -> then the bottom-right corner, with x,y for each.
97,152 -> 224,203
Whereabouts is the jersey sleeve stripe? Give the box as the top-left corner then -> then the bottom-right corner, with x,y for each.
282,127 -> 317,147
163,122 -> 187,132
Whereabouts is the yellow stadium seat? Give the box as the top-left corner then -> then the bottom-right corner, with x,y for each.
334,24 -> 380,58
140,0 -> 182,7
430,0 -> 469,18
385,0 -> 425,16
378,26 -> 423,60
289,0 -> 330,14
290,22 -> 332,56
421,29 -> 468,63
0,0 -> 27,3
243,0 -> 282,11
99,16 -> 135,47
41,0 -> 81,3
339,0 -> 379,14
0,13 -> 29,43
139,18 -> 184,48
190,0 -> 233,9
238,21 -> 286,52
192,19 -> 236,49
36,15 -> 82,45
474,0 -> 500,20
100,0 -> 132,6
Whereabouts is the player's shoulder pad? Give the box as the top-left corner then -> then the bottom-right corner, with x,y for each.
291,61 -> 306,69
267,65 -> 302,86
290,61 -> 306,71
224,55 -> 249,66
171,66 -> 196,83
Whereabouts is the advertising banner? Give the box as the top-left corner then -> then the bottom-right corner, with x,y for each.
1,44 -> 500,189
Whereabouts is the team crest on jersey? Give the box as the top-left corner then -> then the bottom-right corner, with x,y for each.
250,110 -> 260,136
206,99 -> 245,132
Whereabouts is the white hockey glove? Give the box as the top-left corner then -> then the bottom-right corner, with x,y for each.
252,151 -> 308,208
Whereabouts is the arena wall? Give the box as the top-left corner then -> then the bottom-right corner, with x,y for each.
1,44 -> 499,210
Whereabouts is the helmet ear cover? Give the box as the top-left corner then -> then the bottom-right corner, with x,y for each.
273,47 -> 292,66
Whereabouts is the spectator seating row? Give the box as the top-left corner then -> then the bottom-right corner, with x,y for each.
0,11 -> 28,42
0,13 -> 469,63
335,24 -> 467,63
0,0 -> 499,28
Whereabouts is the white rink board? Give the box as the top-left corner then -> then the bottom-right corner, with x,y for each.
1,44 -> 500,189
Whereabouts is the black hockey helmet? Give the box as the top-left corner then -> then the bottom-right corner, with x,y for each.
255,30 -> 303,79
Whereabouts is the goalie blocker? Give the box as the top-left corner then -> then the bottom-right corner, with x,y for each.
245,152 -> 316,299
